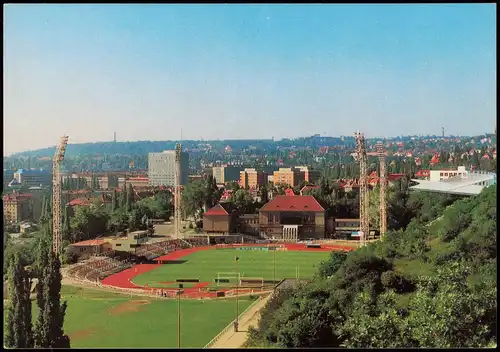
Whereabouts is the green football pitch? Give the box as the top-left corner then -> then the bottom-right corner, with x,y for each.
4,285 -> 256,348
132,248 -> 330,288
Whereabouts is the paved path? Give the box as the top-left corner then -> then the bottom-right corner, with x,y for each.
210,294 -> 272,349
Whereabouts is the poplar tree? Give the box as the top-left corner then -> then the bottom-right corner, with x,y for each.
5,254 -> 34,348
127,184 -> 134,212
111,189 -> 118,211
63,206 -> 71,237
34,231 -> 71,348
120,186 -> 127,209
45,197 -> 52,217
41,196 -> 47,220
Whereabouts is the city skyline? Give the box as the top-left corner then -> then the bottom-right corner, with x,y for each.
4,4 -> 496,155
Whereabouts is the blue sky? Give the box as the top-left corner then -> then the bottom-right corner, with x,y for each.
3,4 -> 496,154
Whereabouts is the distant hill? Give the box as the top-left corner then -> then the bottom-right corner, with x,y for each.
7,134 -> 491,158
9,138 -> 346,158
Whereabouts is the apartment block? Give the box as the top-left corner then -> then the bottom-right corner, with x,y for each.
212,166 -> 243,184
239,168 -> 268,189
3,191 -> 33,224
296,166 -> 321,184
148,150 -> 189,186
272,167 -> 305,187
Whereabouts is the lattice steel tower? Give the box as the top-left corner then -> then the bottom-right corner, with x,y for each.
354,132 -> 369,245
376,142 -> 387,238
367,141 -> 388,238
52,135 -> 69,255
174,143 -> 182,239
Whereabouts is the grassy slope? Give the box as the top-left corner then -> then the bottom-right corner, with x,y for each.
5,285 -> 255,348
389,191 -> 492,309
132,249 -> 330,287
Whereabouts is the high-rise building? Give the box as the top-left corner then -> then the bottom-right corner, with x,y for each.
212,166 -> 242,184
295,166 -> 321,184
272,168 -> 305,187
148,150 -> 189,186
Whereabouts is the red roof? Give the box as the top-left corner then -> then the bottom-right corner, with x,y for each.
260,195 -> 324,212
63,190 -> 90,194
388,173 -> 404,181
66,198 -> 92,207
70,239 -> 106,247
3,193 -> 32,201
284,188 -> 295,196
204,203 -> 232,216
127,177 -> 149,181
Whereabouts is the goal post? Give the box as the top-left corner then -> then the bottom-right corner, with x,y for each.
216,272 -> 242,287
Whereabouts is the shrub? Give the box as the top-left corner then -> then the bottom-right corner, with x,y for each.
317,251 -> 348,279
434,249 -> 462,265
380,270 -> 415,294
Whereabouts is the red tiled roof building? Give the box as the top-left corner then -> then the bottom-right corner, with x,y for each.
259,195 -> 325,240
203,203 -> 239,234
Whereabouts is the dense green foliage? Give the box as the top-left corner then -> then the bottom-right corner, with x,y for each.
34,233 -> 70,348
4,254 -> 33,348
247,186 -> 497,348
4,228 -> 70,348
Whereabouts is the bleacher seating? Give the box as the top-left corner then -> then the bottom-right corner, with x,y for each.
66,255 -> 132,282
66,237 -> 211,283
183,237 -> 208,247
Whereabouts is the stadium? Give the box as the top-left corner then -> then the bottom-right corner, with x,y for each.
66,237 -> 354,299
54,237 -> 355,347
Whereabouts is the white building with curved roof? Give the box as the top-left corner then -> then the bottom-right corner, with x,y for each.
411,166 -> 496,196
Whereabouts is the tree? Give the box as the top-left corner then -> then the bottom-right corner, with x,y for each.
41,196 -> 47,220
260,184 -> 269,203
181,180 -> 207,220
317,251 -> 348,279
471,152 -> 480,168
229,188 -> 255,213
369,186 -> 396,232
111,189 -> 118,212
340,291 -> 417,348
120,186 -> 127,209
70,207 -> 109,242
34,232 -> 70,348
62,206 -> 71,241
205,175 -> 222,210
126,184 -> 134,212
407,262 -> 496,348
5,254 -> 34,348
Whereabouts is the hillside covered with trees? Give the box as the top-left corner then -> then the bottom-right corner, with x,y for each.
246,185 -> 497,348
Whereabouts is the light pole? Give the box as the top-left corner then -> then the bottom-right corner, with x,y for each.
273,246 -> 276,285
234,256 -> 240,332
177,284 -> 183,349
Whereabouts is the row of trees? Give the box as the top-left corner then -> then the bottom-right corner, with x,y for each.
61,185 -> 173,246
5,226 -> 70,348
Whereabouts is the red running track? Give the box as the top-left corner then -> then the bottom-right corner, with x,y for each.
100,243 -> 355,298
